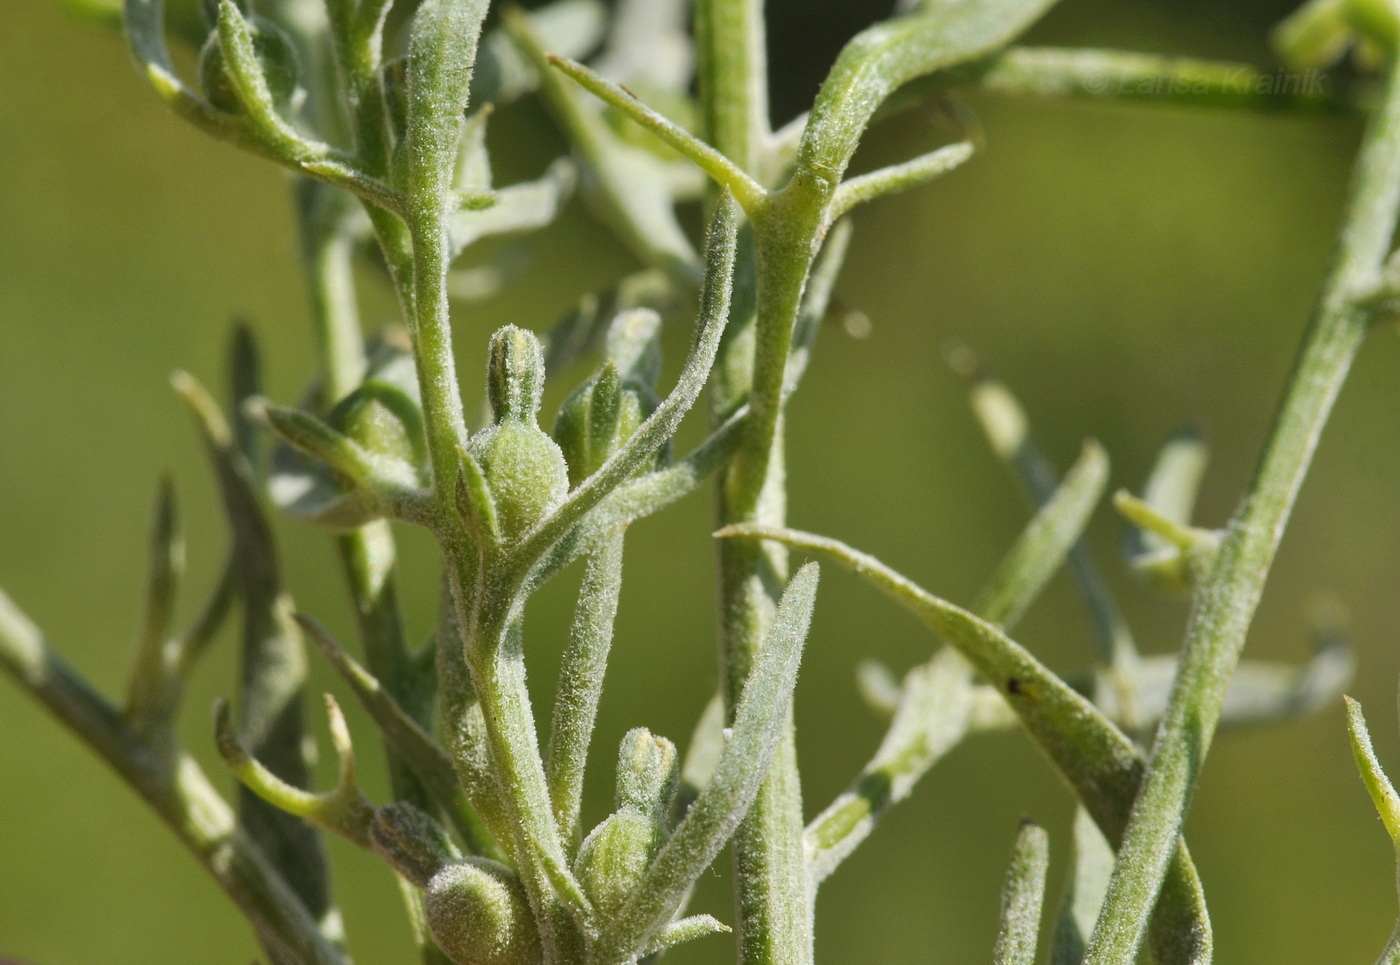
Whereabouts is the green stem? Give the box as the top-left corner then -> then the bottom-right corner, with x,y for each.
1083,54 -> 1400,965
296,183 -> 366,401
694,0 -> 771,179
297,174 -> 451,964
461,593 -> 588,964
0,597 -> 346,965
406,214 -> 471,492
700,1 -> 819,959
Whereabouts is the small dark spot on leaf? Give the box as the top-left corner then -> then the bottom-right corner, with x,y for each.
620,84 -> 637,99
1006,677 -> 1026,696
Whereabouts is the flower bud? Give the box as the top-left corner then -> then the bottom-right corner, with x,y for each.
573,811 -> 658,917
554,363 -> 649,487
370,802 -> 459,888
472,327 -> 569,539
487,326 -> 546,424
198,16 -> 300,113
615,728 -> 678,825
425,859 -> 541,965
327,381 -> 427,475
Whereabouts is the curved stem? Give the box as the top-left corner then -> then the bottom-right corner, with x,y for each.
1083,53 -> 1400,965
0,595 -> 347,965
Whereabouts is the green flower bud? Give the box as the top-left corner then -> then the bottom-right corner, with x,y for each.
327,381 -> 427,476
574,811 -> 658,917
487,325 -> 546,424
554,309 -> 666,487
370,802 -> 459,888
554,363 -> 649,487
198,16 -> 301,113
472,327 -> 569,539
574,729 -> 678,916
425,859 -> 541,965
615,728 -> 678,825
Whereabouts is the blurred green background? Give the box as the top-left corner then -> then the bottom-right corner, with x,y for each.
3,0 -> 1399,961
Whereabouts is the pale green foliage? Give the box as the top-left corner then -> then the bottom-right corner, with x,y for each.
9,0 -> 1400,963
994,820 -> 1050,965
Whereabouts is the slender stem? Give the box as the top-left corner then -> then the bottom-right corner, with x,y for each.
460,591 -> 589,964
694,0 -> 770,179
296,172 -> 452,963
406,216 -> 471,494
1083,55 -> 1400,965
698,0 -> 819,959
0,598 -> 346,965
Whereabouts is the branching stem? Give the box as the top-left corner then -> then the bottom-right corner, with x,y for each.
1084,51 -> 1400,965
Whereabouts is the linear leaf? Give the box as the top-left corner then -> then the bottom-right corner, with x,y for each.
730,526 -> 1211,962
401,0 -> 490,209
796,0 -> 1059,184
173,368 -> 331,930
994,819 -> 1050,965
591,564 -> 819,963
298,615 -> 503,861
509,193 -> 739,576
802,439 -> 1107,884
547,533 -> 625,847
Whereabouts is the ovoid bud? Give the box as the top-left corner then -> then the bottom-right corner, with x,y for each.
327,381 -> 427,474
615,728 -> 678,824
370,802 -> 459,888
574,729 -> 678,915
425,859 -> 541,965
471,326 -> 569,539
198,16 -> 301,113
554,363 -> 648,487
553,310 -> 664,487
574,811 -> 657,917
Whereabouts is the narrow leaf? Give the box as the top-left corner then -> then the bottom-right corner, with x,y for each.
1347,696 -> 1400,848
503,8 -> 700,277
401,0 -> 490,208
510,193 -> 739,573
214,0 -> 311,159
976,441 -> 1108,628
298,615 -> 503,861
784,218 -> 855,396
124,477 -> 185,735
547,533 -> 625,846
726,525 -> 1211,960
214,695 -> 375,847
830,140 -> 976,220
804,438 -> 1106,884
527,406 -> 747,590
592,564 -> 819,963
174,368 -> 331,926
994,819 -> 1050,965
472,0 -> 608,105
797,0 -> 1059,184
547,54 -> 764,211
641,914 -> 731,956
